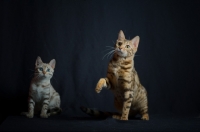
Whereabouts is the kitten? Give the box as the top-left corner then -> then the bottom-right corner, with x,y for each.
81,30 -> 149,120
21,56 -> 62,118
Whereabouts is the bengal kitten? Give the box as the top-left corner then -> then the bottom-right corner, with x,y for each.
81,30 -> 149,120
21,56 -> 62,118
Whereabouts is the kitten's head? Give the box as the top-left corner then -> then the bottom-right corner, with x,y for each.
34,56 -> 56,79
115,30 -> 140,58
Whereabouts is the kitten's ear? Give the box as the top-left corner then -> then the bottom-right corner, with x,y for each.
131,36 -> 140,50
118,30 -> 125,40
35,56 -> 43,66
49,59 -> 56,69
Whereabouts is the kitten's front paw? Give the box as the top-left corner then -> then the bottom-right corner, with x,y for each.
113,115 -> 128,120
26,113 -> 34,118
40,113 -> 49,118
95,78 -> 106,93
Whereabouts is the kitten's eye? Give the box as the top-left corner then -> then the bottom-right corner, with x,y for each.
39,68 -> 43,71
126,45 -> 130,48
47,69 -> 50,72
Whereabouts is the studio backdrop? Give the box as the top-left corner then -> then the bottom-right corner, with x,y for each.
0,0 -> 200,122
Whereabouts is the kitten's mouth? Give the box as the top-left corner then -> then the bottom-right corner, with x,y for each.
116,50 -> 124,55
116,50 -> 127,57
116,49 -> 122,52
42,75 -> 47,77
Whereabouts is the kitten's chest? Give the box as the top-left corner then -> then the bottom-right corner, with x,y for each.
31,84 -> 50,102
113,68 -> 131,82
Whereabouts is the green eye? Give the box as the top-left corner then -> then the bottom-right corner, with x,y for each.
47,69 -> 50,72
126,45 -> 130,48
39,68 -> 43,71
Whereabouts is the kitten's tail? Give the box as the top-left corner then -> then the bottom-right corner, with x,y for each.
80,106 -> 118,118
48,107 -> 62,116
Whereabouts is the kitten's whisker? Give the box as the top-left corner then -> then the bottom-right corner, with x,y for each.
35,75 -> 40,80
102,53 -> 110,60
109,51 -> 116,59
103,50 -> 114,58
107,50 -> 115,59
106,51 -> 115,59
102,50 -> 115,60
106,46 -> 115,49
102,48 -> 113,53
102,50 -> 112,60
29,74 -> 34,78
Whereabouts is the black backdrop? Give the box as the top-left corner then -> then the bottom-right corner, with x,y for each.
0,0 -> 200,124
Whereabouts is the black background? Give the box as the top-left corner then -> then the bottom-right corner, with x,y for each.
1,0 -> 200,126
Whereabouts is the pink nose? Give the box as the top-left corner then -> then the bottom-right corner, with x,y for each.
43,71 -> 46,75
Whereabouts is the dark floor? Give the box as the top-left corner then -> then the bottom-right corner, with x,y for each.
0,114 -> 200,131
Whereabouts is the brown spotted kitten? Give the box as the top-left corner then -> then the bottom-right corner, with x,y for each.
81,30 -> 149,120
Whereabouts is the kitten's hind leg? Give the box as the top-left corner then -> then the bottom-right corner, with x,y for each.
140,108 -> 149,120
48,93 -> 61,116
139,96 -> 149,120
141,112 -> 149,120
112,114 -> 121,120
95,78 -> 110,93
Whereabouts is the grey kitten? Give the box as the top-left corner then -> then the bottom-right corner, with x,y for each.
21,56 -> 62,118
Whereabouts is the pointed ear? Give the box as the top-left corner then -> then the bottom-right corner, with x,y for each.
35,56 -> 43,66
118,30 -> 125,41
131,36 -> 140,49
49,59 -> 56,69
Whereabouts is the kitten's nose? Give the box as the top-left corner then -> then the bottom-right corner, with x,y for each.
43,71 -> 46,75
119,47 -> 122,50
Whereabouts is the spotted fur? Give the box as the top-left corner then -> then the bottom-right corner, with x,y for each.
21,56 -> 62,118
82,30 -> 149,120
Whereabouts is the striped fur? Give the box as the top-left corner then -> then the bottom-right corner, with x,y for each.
82,30 -> 149,120
21,56 -> 62,118
80,106 -> 115,118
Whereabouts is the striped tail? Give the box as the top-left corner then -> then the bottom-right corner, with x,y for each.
80,106 -> 118,118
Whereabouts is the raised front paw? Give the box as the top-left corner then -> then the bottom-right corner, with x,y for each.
40,113 -> 49,118
95,78 -> 107,93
